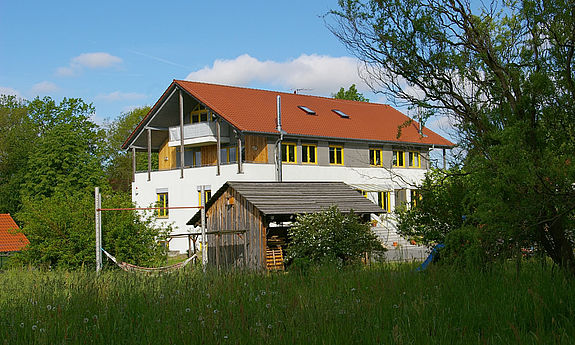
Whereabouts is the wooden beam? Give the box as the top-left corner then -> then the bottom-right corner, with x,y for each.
237,132 -> 243,174
179,89 -> 185,179
132,147 -> 136,182
144,126 -> 170,131
147,128 -> 151,181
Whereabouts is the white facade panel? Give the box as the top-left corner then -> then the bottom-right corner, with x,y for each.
133,163 -> 427,253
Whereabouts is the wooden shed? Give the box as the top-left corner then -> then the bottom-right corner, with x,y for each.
187,181 -> 383,270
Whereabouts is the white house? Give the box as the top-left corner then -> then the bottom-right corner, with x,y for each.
122,80 -> 453,253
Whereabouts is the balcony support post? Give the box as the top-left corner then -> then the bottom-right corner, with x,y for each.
147,128 -> 151,181
179,89 -> 185,179
237,132 -> 243,174
132,147 -> 136,182
216,115 -> 221,176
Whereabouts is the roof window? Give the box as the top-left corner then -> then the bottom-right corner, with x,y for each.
297,106 -> 316,115
332,109 -> 350,118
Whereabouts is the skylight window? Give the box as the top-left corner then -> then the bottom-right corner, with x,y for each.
297,106 -> 316,115
332,109 -> 350,118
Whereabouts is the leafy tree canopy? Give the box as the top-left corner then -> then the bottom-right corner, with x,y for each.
333,84 -> 369,102
103,106 -> 153,191
330,0 -> 575,273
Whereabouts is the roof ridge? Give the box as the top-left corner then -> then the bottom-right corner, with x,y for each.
174,80 -> 388,106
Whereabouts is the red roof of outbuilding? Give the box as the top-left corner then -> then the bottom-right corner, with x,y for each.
0,214 -> 29,252
123,80 -> 454,149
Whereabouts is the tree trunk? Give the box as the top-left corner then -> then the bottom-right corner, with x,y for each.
538,214 -> 575,276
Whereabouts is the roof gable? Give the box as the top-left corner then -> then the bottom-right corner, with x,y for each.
123,80 -> 454,149
0,214 -> 29,252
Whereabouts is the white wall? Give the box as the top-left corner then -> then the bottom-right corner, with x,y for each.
133,163 -> 427,252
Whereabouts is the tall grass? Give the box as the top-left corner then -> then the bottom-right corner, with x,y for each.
1,261 -> 573,344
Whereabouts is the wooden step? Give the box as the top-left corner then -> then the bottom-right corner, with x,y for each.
266,247 -> 284,271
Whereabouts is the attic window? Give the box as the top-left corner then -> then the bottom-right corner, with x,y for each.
332,109 -> 350,118
297,106 -> 316,115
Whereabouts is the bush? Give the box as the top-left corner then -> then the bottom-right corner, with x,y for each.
12,191 -> 169,269
286,206 -> 385,267
441,226 -> 487,269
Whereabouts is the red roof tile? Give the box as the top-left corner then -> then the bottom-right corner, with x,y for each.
0,214 -> 29,252
123,80 -> 454,149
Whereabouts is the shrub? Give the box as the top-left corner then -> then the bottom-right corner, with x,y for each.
441,226 -> 487,269
286,206 -> 385,267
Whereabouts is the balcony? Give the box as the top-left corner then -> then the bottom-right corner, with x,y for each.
168,122 -> 230,146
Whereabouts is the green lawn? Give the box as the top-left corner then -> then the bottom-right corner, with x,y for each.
1,261 -> 573,344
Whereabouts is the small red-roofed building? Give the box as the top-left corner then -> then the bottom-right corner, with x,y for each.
122,81 -> 454,255
0,214 -> 29,266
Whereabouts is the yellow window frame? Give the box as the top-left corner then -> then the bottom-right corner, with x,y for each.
157,192 -> 169,218
410,190 -> 421,207
408,151 -> 421,168
198,190 -> 212,205
369,148 -> 383,167
281,142 -> 297,163
301,144 -> 317,164
329,145 -> 344,165
190,104 -> 210,124
378,191 -> 391,212
393,150 -> 405,167
220,146 -> 238,164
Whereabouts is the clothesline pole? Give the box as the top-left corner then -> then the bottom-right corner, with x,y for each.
95,187 -> 102,273
201,185 -> 207,272
94,186 -> 203,272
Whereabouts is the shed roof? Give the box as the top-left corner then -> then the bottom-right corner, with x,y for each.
187,181 -> 384,225
0,214 -> 29,252
123,80 -> 454,150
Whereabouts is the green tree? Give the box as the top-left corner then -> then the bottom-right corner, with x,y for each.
333,84 -> 369,102
286,206 -> 384,266
21,97 -> 107,198
396,168 -> 471,245
330,0 -> 575,273
14,191 -> 169,269
0,96 -> 35,214
103,106 -> 156,191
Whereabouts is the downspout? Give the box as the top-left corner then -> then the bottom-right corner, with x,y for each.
274,95 -> 285,182
216,114 -> 221,176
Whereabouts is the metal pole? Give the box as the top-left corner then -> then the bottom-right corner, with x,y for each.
201,185 -> 207,271
443,148 -> 446,169
216,117 -> 221,176
276,95 -> 282,182
95,187 -> 102,272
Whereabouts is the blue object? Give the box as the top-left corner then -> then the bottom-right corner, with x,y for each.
416,244 -> 445,271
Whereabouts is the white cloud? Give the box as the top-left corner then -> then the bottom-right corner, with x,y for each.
31,81 -> 59,95
186,54 -> 368,96
0,86 -> 21,98
56,52 -> 123,77
96,91 -> 146,102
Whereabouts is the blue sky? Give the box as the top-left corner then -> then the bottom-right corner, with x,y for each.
0,0 -> 453,142
0,1 -> 365,120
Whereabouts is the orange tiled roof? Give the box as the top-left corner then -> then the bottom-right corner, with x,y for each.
0,214 -> 29,252
123,80 -> 454,149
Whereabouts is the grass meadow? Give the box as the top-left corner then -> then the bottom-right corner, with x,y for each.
1,261 -> 574,345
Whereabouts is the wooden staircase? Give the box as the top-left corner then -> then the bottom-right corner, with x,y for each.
266,246 -> 284,270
